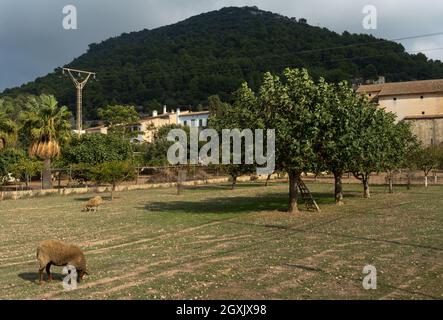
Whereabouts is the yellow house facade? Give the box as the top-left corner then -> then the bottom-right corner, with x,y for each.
357,79 -> 443,147
130,108 -> 179,143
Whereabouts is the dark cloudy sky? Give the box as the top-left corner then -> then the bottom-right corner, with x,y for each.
1,0 -> 443,91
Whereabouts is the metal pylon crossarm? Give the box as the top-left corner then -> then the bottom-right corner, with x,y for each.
62,68 -> 96,134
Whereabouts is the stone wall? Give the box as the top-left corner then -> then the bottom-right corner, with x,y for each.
404,116 -> 443,147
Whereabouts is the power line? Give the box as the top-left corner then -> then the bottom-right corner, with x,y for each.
292,31 -> 443,55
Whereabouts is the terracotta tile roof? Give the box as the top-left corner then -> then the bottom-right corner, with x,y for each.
357,79 -> 443,97
179,111 -> 210,116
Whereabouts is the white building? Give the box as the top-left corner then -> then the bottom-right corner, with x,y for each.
177,110 -> 210,128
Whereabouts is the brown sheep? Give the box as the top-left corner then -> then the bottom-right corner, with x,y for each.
36,240 -> 88,285
83,196 -> 104,212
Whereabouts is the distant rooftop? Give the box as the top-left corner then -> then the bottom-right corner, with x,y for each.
357,79 -> 443,97
140,110 -> 210,121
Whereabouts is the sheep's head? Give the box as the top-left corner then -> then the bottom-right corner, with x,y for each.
77,269 -> 89,281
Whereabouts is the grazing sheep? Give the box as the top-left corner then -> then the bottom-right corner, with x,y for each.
36,240 -> 88,285
83,196 -> 104,212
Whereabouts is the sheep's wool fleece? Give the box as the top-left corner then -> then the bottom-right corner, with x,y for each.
37,240 -> 86,269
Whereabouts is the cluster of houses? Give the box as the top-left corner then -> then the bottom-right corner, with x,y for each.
85,106 -> 210,143
83,78 -> 443,148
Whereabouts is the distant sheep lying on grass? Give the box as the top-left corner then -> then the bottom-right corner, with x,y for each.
36,240 -> 88,285
83,196 -> 104,212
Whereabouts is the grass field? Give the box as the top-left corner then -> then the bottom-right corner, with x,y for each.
0,182 -> 442,300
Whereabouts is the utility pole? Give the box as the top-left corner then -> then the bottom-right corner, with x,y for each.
62,68 -> 96,134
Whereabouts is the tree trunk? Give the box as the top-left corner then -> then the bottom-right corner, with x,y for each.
265,174 -> 272,187
177,169 -> 186,195
176,182 -> 182,195
425,175 -> 428,188
407,170 -> 411,190
363,176 -> 371,198
333,172 -> 344,205
388,172 -> 394,194
288,171 -> 300,214
42,158 -> 52,190
231,176 -> 237,190
111,184 -> 117,200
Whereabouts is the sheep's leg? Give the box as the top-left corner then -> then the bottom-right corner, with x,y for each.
46,263 -> 53,281
38,267 -> 45,285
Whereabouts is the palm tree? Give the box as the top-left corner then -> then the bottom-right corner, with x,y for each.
0,100 -> 18,150
20,95 -> 72,189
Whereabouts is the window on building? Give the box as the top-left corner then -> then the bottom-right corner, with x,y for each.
422,111 -> 425,115
420,96 -> 424,99
199,119 -> 203,127
393,98 -> 397,101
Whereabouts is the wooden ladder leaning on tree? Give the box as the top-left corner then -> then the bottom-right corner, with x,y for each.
297,178 -> 321,212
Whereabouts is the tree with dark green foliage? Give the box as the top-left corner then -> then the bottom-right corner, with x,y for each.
313,80 -> 365,204
97,105 -> 140,138
61,134 -> 133,166
9,157 -> 42,187
90,161 -> 136,199
348,104 -> 400,198
258,69 -> 328,213
227,68 -> 325,213
208,86 -> 258,189
0,148 -> 26,184
411,146 -> 443,188
60,133 -> 133,184
0,100 -> 18,151
207,95 -> 226,116
381,120 -> 419,194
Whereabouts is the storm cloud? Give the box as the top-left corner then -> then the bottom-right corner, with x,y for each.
1,0 -> 443,91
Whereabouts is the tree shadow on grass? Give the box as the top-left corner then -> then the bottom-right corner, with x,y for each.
142,191 -> 359,215
185,183 -> 269,191
18,272 -> 64,284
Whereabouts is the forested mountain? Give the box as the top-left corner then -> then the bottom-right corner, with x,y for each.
3,6 -> 443,120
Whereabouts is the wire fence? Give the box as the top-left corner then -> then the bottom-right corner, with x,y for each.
1,167 -> 442,192
302,170 -> 443,186
0,165 -> 227,192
